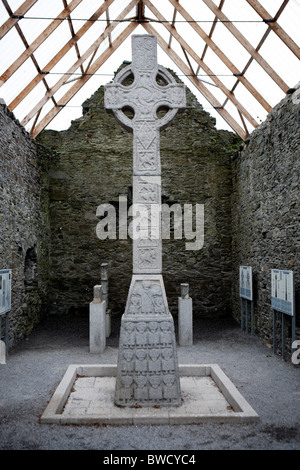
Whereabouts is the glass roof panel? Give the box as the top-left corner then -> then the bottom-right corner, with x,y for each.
0,0 -> 298,138
3,0 -> 24,15
181,0 -> 216,36
244,58 -> 285,108
0,27 -> 26,75
258,30 -> 300,89
33,20 -> 74,70
211,21 -> 252,72
13,78 -> 45,119
257,0 -> 287,17
277,0 -> 300,44
1,57 -> 37,104
0,1 -> 9,25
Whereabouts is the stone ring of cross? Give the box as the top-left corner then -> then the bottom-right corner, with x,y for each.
105,63 -> 186,132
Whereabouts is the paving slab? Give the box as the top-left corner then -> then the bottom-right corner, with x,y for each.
40,364 -> 259,425
1,315 -> 299,450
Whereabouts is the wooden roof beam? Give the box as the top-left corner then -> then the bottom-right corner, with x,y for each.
31,21 -> 138,138
201,0 -> 289,92
0,0 -> 84,86
238,109 -> 249,136
144,0 -> 259,128
9,0 -> 116,111
181,46 -> 196,78
85,0 -> 122,75
142,21 -> 248,139
84,47 -> 100,75
0,0 -> 38,39
168,0 -> 271,112
246,0 -> 300,60
62,0 -> 84,75
237,0 -> 291,77
198,0 -> 225,69
168,5 -> 177,49
2,0 -> 51,94
105,4 -> 112,48
222,28 -> 272,108
22,0 -> 139,127
136,0 -> 145,22
29,107 -> 42,135
222,0 -> 289,110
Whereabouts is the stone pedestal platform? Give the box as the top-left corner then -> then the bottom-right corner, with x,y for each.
40,364 -> 259,425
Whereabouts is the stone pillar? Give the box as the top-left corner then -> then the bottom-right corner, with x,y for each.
89,285 -> 106,354
178,283 -> 193,346
101,263 -> 111,338
0,340 -> 6,365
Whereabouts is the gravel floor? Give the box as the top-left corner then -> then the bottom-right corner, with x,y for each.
0,314 -> 299,451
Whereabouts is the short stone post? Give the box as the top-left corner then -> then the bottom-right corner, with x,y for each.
101,263 -> 111,338
89,285 -> 106,354
178,283 -> 193,346
0,340 -> 6,364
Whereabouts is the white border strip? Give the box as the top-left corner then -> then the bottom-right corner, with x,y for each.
40,364 -> 259,425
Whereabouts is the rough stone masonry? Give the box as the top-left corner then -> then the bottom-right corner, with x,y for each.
104,35 -> 185,407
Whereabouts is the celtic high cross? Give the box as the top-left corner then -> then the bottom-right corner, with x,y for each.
105,35 -> 186,407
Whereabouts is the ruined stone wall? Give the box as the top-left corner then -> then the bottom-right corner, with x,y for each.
1,69 -> 298,351
231,87 -> 300,347
0,103 -> 50,347
38,77 -> 240,319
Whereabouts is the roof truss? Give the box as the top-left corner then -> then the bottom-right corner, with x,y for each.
0,0 -> 299,139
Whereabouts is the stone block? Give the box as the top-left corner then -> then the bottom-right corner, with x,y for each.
100,263 -> 109,281
93,285 -> 102,303
178,297 -> 193,346
181,283 -> 190,299
0,340 -> 6,364
106,309 -> 111,338
89,300 -> 106,354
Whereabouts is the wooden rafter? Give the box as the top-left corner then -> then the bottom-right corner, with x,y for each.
21,0 -> 139,128
144,0 -> 259,129
31,21 -> 138,137
197,0 -> 225,72
201,0 -> 289,93
105,0 -> 112,48
0,0 -> 38,40
9,0 -> 115,111
143,21 -> 247,140
62,0 -> 84,76
0,0 -> 298,139
136,0 -> 145,21
168,6 -> 177,49
0,0 -> 84,85
2,0 -> 57,107
246,0 -> 300,60
222,0 -> 290,109
30,107 -> 42,135
168,0 -> 271,112
181,45 -> 197,79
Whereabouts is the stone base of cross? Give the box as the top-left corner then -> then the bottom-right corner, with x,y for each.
114,275 -> 181,406
105,35 -> 186,407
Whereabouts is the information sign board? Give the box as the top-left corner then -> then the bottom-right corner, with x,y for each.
271,269 -> 294,316
0,270 -> 12,315
239,266 -> 253,301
